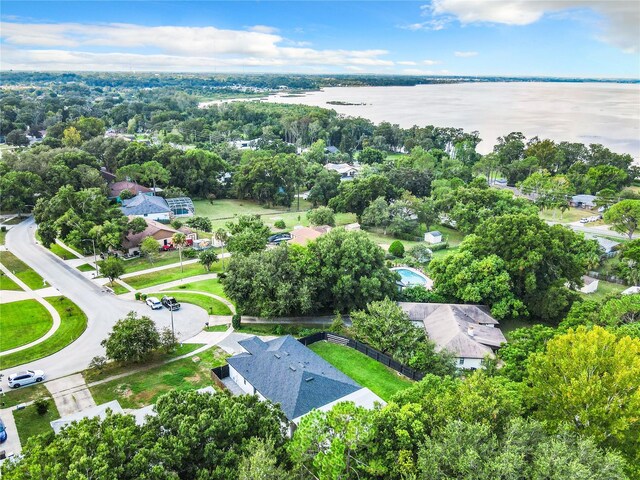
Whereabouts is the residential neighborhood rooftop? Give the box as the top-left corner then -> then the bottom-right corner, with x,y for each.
121,194 -> 171,216
109,181 -> 152,199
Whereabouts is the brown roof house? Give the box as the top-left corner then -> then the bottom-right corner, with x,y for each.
109,181 -> 153,200
122,218 -> 196,254
289,225 -> 332,246
399,302 -> 507,370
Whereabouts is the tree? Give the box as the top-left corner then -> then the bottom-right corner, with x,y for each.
616,239 -> 640,285
388,240 -> 404,258
101,311 -> 160,363
307,169 -> 340,207
329,174 -> 398,218
225,215 -> 270,256
140,236 -> 159,265
5,129 -> 29,146
361,196 -> 391,233
199,249 -> 218,272
407,244 -> 432,264
497,324 -> 557,381
62,126 -> 82,147
98,256 -> 124,285
0,170 -> 43,213
238,438 -> 291,480
214,227 -> 230,270
139,160 -> 169,193
527,326 -> 640,463
604,199 -> 640,239
306,206 -> 335,226
358,147 -> 386,164
172,232 -> 187,272
185,216 -> 212,232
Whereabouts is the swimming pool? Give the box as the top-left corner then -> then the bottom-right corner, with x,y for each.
391,267 -> 433,289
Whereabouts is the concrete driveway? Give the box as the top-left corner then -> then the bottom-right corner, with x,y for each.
0,218 -> 208,385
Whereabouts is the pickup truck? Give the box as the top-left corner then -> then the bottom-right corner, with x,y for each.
161,296 -> 181,311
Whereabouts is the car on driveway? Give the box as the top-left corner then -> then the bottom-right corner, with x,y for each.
8,369 -> 45,388
0,418 -> 7,443
162,296 -> 181,311
146,297 -> 163,310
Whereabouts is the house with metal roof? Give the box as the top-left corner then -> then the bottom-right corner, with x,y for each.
570,194 -> 597,209
399,302 -> 507,370
224,335 -> 384,429
121,193 -> 172,221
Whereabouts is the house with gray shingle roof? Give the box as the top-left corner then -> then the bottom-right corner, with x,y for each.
226,335 -> 384,429
399,302 -> 507,370
121,193 -> 172,221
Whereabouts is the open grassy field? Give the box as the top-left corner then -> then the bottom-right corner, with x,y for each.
167,278 -> 229,299
148,291 -> 232,315
89,346 -> 228,408
539,207 -> 593,223
83,343 -> 204,383
309,341 -> 413,401
0,270 -> 21,290
0,251 -> 45,289
13,398 -> 60,444
49,243 -> 78,260
0,300 -> 53,352
0,296 -> 87,370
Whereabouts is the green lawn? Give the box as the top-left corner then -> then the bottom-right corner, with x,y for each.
436,225 -> 466,246
13,399 -> 59,444
0,300 -> 53,352
83,343 -> 205,383
49,243 -> 78,260
579,280 -> 626,302
539,207 -> 592,223
168,278 -> 229,300
309,341 -> 413,401
108,281 -> 130,295
77,263 -> 96,272
124,261 -> 219,290
148,291 -> 232,315
0,229 -> 6,245
0,251 -> 45,290
0,383 -> 49,408
236,323 -> 324,337
0,271 -> 21,290
121,249 -> 197,274
205,324 -> 229,332
0,296 -> 88,370
89,346 -> 228,408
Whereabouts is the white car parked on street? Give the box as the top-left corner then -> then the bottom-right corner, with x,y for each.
146,297 -> 163,310
8,369 -> 45,388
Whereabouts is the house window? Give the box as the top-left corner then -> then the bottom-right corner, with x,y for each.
458,358 -> 465,365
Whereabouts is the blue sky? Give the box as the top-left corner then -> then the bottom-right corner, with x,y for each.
1,1 -> 639,77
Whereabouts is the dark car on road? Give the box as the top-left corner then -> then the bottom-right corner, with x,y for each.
268,233 -> 292,244
0,418 -> 7,443
161,296 -> 181,311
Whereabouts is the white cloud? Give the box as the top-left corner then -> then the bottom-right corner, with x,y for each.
423,59 -> 441,65
397,61 -> 418,65
454,51 -> 478,57
247,25 -> 279,34
400,18 -> 451,31
0,21 -> 395,71
427,0 -> 640,52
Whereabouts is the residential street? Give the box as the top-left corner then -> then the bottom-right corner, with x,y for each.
0,217 -> 208,384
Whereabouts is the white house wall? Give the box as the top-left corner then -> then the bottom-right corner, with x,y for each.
456,357 -> 483,370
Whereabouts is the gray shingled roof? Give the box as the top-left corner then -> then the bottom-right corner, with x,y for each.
399,303 -> 506,359
227,335 -> 362,420
121,194 -> 171,216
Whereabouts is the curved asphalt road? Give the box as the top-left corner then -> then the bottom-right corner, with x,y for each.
1,218 -> 208,383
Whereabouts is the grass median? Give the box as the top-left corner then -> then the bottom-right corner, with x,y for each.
49,243 -> 78,260
0,296 -> 87,370
0,251 -> 46,290
0,300 -> 53,352
309,341 -> 413,401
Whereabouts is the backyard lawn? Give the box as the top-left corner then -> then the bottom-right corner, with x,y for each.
0,296 -> 88,370
309,341 -> 413,401
124,261 -> 220,290
148,291 -> 232,315
0,300 -> 52,352
0,251 -> 45,289
579,280 -> 626,302
539,207 -> 592,223
13,399 -> 60,444
89,346 -> 228,408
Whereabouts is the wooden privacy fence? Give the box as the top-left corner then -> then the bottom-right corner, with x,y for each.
298,331 -> 424,381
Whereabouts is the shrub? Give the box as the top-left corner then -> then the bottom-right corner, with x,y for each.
306,206 -> 335,227
1,226 -> 6,232
389,240 -> 405,258
34,398 -> 49,416
160,327 -> 178,353
232,314 -> 241,329
140,293 -> 148,300
183,248 -> 197,259
274,220 -> 286,229
330,313 -> 345,334
170,219 -> 183,230
89,355 -> 107,372
134,292 -> 141,301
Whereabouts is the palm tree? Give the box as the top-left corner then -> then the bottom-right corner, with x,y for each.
172,232 -> 187,272
214,228 -> 230,271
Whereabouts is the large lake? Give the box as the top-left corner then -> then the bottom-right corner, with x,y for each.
266,82 -> 640,161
